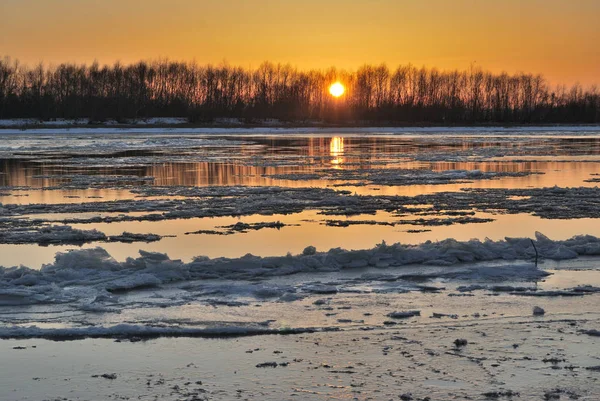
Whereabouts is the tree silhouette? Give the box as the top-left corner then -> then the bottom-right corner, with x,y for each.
0,56 -> 598,124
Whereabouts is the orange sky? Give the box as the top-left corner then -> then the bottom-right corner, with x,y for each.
1,0 -> 599,86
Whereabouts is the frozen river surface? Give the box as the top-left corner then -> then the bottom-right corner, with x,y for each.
1,127 -> 600,400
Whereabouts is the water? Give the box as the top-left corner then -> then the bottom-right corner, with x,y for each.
2,132 -> 600,267
2,129 -> 600,400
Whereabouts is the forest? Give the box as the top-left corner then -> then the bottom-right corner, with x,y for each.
0,56 -> 598,124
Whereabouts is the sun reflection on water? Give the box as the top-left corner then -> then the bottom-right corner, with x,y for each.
330,137 -> 345,167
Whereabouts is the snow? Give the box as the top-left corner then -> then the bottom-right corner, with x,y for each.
132,117 -> 188,125
0,232 -> 597,308
0,117 -> 188,128
0,118 -> 90,127
1,124 -> 600,136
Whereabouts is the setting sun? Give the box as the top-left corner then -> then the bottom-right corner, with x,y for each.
329,82 -> 345,97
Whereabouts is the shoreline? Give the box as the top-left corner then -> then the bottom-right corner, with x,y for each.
2,123 -> 600,136
2,118 -> 600,131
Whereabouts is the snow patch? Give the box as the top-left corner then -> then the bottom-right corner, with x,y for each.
0,232 -> 593,307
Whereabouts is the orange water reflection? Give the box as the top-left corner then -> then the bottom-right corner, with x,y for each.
2,135 -> 600,189
329,137 -> 344,167
2,134 -> 600,268
1,159 -> 600,207
2,158 -> 599,206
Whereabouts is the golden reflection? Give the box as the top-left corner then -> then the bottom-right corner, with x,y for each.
329,137 -> 345,167
2,137 -> 600,196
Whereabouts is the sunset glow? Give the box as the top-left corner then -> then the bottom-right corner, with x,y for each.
1,1 -> 599,86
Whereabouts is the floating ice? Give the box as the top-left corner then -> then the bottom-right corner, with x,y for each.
0,323 -> 327,340
186,221 -> 291,236
32,174 -> 155,189
0,225 -> 162,245
0,232 -> 597,308
267,168 -> 540,187
0,225 -> 107,245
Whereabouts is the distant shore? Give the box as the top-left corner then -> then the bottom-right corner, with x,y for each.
2,117 -> 600,131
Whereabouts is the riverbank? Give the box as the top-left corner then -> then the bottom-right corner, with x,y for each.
2,117 -> 600,131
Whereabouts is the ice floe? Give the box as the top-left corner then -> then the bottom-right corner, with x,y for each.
5,185 -> 600,230
186,221 -> 292,236
0,225 -> 162,245
0,232 -> 598,308
0,323 -> 329,340
267,168 -> 541,187
0,225 -> 107,245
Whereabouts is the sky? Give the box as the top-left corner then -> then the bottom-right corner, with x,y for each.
1,0 -> 599,86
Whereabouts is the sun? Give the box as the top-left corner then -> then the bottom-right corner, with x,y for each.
329,82 -> 345,97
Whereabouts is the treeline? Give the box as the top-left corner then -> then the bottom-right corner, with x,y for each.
1,56 -> 599,124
